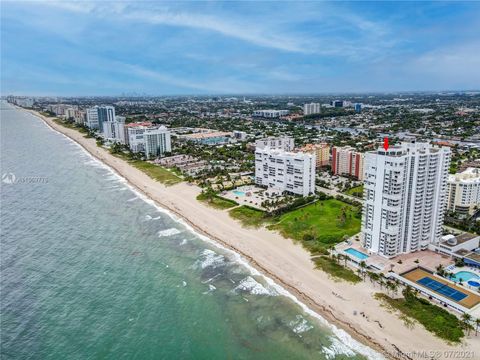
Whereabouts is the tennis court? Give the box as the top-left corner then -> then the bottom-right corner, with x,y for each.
401,268 -> 480,309
417,276 -> 467,302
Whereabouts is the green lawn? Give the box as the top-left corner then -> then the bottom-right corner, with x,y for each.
375,293 -> 464,343
197,193 -> 238,210
268,199 -> 361,251
313,256 -> 362,283
344,185 -> 364,199
130,161 -> 182,186
229,206 -> 267,228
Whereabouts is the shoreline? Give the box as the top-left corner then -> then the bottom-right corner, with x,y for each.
24,107 -> 477,360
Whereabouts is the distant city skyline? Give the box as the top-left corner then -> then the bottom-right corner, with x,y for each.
2,1 -> 480,96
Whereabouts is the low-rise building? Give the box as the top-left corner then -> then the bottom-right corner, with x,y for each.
255,147 -> 316,197
233,130 -> 248,141
178,131 -> 232,145
253,110 -> 289,118
434,233 -> 480,256
447,168 -> 480,217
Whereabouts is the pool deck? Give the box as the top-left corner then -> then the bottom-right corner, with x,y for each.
402,268 -> 480,309
336,241 -> 454,274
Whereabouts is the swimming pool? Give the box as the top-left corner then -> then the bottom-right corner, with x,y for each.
344,248 -> 369,260
468,280 -> 480,287
452,271 -> 480,283
232,190 -> 246,197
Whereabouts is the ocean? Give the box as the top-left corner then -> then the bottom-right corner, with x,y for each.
0,102 -> 381,359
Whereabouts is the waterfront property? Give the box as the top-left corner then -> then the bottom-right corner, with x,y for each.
344,247 -> 369,261
143,126 -> 171,160
396,268 -> 480,314
255,147 -> 316,197
362,142 -> 451,258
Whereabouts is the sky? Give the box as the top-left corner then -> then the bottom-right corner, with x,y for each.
1,1 -> 480,96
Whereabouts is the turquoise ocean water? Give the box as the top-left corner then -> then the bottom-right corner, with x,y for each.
0,102 -> 381,359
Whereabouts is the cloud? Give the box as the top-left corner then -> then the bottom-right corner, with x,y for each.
41,1 -> 309,53
408,42 -> 480,87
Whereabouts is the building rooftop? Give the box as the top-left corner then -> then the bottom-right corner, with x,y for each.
125,121 -> 153,128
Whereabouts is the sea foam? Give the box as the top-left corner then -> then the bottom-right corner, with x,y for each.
158,228 -> 182,237
233,276 -> 277,296
38,114 -> 385,360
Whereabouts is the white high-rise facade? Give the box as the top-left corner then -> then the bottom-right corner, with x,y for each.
303,103 -> 321,116
362,142 -> 451,258
103,116 -> 126,144
447,168 -> 480,217
86,105 -> 116,130
144,126 -> 172,160
255,136 -> 294,152
255,147 -> 316,197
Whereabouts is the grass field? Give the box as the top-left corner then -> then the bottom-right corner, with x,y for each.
375,293 -> 465,343
197,193 -> 238,210
313,256 -> 362,283
344,185 -> 364,199
229,206 -> 266,228
130,161 -> 182,186
268,199 -> 361,252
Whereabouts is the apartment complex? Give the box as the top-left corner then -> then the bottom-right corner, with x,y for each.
303,103 -> 321,116
103,116 -> 126,144
447,167 -> 480,217
331,146 -> 364,180
86,105 -> 115,130
144,126 -> 172,160
298,143 -> 330,167
253,110 -> 289,118
255,147 -> 316,197
361,142 -> 451,258
255,136 -> 294,152
125,122 -> 154,153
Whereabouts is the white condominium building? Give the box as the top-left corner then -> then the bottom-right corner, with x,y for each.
362,142 -> 451,258
255,147 -> 316,197
253,110 -> 289,118
125,122 -> 154,153
144,126 -> 172,160
303,103 -> 321,116
255,136 -> 294,152
447,167 -> 480,217
103,116 -> 126,144
86,105 -> 116,130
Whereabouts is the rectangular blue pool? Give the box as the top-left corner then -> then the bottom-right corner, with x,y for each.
417,276 -> 467,302
344,248 -> 369,260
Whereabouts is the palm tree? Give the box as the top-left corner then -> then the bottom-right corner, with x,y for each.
358,261 -> 367,280
475,318 -> 480,336
462,313 -> 473,336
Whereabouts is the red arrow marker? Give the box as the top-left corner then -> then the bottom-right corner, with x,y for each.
383,137 -> 389,151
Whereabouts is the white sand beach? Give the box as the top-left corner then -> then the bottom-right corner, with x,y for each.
28,109 -> 479,359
